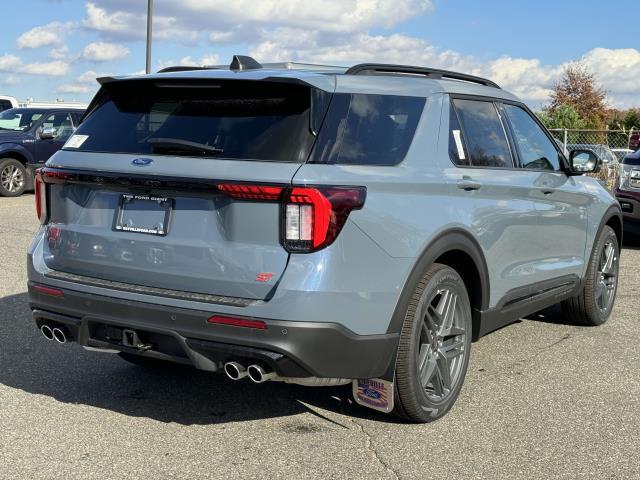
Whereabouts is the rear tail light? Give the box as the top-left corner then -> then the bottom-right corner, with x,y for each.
282,186 -> 366,252
35,170 -> 47,224
217,183 -> 284,201
216,182 -> 366,253
207,314 -> 268,330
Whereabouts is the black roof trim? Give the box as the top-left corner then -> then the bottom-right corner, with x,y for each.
345,63 -> 501,89
156,65 -> 218,73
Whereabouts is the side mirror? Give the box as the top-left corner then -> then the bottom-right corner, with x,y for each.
569,149 -> 599,174
39,127 -> 57,140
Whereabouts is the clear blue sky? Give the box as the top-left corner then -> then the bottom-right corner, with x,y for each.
1,1 -> 637,108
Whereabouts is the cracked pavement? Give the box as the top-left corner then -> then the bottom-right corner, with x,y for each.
1,194 -> 639,479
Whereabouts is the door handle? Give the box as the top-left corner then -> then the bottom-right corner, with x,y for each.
457,179 -> 481,191
541,189 -> 554,195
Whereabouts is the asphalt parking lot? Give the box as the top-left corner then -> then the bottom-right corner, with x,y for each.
1,194 -> 639,480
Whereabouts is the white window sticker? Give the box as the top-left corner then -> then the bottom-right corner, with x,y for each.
64,135 -> 89,149
452,129 -> 465,160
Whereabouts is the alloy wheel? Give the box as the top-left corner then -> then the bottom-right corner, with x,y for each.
595,240 -> 618,313
1,164 -> 24,193
416,288 -> 467,402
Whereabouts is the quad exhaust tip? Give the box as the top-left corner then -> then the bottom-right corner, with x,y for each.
224,361 -> 248,381
40,324 -> 68,344
247,364 -> 276,384
41,324 -> 54,341
52,327 -> 67,344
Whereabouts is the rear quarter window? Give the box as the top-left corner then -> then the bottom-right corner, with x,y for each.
311,93 -> 425,166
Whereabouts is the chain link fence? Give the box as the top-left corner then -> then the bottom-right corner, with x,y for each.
548,128 -> 636,152
547,128 -> 636,193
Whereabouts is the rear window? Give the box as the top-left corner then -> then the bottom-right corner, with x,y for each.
70,80 -> 325,162
311,93 -> 425,165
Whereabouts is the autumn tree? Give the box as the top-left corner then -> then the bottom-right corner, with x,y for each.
548,63 -> 608,128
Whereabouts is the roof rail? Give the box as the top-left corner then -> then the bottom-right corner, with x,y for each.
345,63 -> 500,89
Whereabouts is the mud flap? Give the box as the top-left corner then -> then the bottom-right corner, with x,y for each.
352,378 -> 394,413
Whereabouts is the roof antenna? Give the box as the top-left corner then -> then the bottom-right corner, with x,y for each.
229,55 -> 263,71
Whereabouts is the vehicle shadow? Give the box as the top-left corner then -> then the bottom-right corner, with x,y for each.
0,292 -> 394,426
622,231 -> 640,250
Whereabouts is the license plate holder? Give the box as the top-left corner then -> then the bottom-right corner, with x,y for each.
113,194 -> 173,236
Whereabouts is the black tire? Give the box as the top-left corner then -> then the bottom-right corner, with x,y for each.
562,225 -> 619,326
0,158 -> 27,197
118,352 -> 173,368
393,263 -> 472,423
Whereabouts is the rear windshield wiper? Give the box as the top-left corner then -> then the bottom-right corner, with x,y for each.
147,138 -> 224,156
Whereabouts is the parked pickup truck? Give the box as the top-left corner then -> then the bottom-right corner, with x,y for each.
0,107 -> 85,196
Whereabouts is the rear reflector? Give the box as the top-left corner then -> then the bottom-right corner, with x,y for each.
207,314 -> 268,330
32,284 -> 64,297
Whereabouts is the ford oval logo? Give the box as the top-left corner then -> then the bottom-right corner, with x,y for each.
132,157 -> 153,166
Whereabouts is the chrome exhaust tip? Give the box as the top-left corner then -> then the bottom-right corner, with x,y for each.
41,324 -> 54,341
247,364 -> 276,384
224,362 -> 248,381
52,327 -> 67,344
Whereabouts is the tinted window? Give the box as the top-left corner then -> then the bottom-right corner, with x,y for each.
0,100 -> 12,112
448,102 -> 468,166
40,112 -> 74,141
0,108 -> 45,131
72,80 -> 325,162
504,104 -> 561,171
452,99 -> 512,168
312,94 -> 425,165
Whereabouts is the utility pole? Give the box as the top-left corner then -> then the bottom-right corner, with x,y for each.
145,0 -> 153,74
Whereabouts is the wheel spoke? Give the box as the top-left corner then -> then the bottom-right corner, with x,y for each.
601,244 -> 615,275
435,289 -> 457,336
420,351 -> 437,387
435,353 -> 452,392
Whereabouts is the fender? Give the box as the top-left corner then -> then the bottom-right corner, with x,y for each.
378,228 -> 489,382
386,228 -> 490,335
592,204 -> 623,254
0,142 -> 35,164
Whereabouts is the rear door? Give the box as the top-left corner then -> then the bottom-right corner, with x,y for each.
42,79 -> 330,300
445,97 -> 547,303
501,102 -> 588,282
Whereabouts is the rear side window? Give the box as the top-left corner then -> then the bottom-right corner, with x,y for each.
503,104 -> 561,171
311,94 -> 425,165
0,100 -> 12,112
71,80 -> 326,162
450,99 -> 513,168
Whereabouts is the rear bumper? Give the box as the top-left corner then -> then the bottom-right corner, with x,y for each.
28,282 -> 398,379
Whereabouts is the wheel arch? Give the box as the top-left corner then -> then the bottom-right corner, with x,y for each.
0,146 -> 34,191
386,228 -> 490,340
0,143 -> 34,165
604,208 -> 623,250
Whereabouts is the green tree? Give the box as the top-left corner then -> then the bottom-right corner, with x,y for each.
623,109 -> 640,130
548,63 -> 608,128
537,104 -> 587,130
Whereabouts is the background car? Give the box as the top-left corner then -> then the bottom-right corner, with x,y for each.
616,148 -> 640,234
0,107 -> 85,196
566,143 -> 619,193
612,148 -> 634,162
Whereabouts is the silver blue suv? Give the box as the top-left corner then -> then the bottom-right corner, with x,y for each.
27,56 -> 622,422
